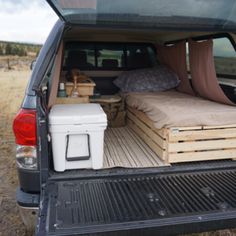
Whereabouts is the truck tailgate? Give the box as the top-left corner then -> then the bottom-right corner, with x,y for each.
36,168 -> 236,236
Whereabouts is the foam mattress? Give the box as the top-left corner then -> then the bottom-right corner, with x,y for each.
126,91 -> 236,129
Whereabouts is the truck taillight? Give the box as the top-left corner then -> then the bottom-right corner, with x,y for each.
13,109 -> 37,170
15,145 -> 37,170
13,109 -> 37,146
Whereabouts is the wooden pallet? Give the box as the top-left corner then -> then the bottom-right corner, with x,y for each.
127,107 -> 236,164
103,127 -> 167,168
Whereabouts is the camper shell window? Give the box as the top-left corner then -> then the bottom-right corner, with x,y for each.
49,0 -> 236,30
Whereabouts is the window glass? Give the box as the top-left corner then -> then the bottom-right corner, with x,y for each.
51,0 -> 236,31
63,42 -> 156,70
63,43 -> 95,69
147,47 -> 158,67
126,45 -> 156,69
213,38 -> 236,76
97,46 -> 124,68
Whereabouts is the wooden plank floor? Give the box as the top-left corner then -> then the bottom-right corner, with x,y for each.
103,127 -> 168,168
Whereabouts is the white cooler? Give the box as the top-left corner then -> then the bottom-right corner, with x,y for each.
49,104 -> 107,172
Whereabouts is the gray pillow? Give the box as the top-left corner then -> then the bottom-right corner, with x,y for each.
114,65 -> 180,92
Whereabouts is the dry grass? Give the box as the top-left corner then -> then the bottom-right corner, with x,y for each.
0,70 -> 30,236
0,55 -> 34,71
0,69 -> 236,236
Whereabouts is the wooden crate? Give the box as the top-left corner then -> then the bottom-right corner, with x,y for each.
127,107 -> 236,164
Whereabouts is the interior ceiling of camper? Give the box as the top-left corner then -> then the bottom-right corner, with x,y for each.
64,28 -> 234,44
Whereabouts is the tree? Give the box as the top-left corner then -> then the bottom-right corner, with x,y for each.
0,45 -> 3,55
10,45 -> 18,55
18,47 -> 26,57
5,43 -> 12,55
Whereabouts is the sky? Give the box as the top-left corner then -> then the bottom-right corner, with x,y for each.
0,0 -> 58,44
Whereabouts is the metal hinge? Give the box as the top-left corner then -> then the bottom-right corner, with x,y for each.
41,86 -> 47,92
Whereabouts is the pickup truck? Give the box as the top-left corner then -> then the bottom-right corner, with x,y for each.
13,0 -> 236,235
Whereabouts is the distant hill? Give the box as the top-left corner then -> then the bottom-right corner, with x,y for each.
0,41 -> 42,57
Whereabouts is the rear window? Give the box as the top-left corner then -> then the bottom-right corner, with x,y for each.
50,0 -> 236,31
97,45 -> 124,68
63,43 -> 96,70
63,42 -> 157,70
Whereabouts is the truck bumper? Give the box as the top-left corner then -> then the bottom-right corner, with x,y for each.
16,187 -> 39,232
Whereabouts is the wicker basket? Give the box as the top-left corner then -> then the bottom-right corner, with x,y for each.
55,96 -> 89,104
66,77 -> 95,97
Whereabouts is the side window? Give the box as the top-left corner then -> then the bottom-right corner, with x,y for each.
213,37 -> 236,76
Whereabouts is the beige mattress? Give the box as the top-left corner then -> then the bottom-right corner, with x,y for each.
125,91 -> 236,129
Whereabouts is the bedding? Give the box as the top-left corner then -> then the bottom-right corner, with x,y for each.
126,91 -> 236,129
114,65 -> 180,92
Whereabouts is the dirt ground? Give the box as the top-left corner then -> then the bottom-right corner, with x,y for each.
0,69 -> 236,236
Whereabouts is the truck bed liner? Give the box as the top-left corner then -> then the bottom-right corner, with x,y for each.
37,168 -> 236,236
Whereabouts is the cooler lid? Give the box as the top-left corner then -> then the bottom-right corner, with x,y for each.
49,104 -> 107,125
